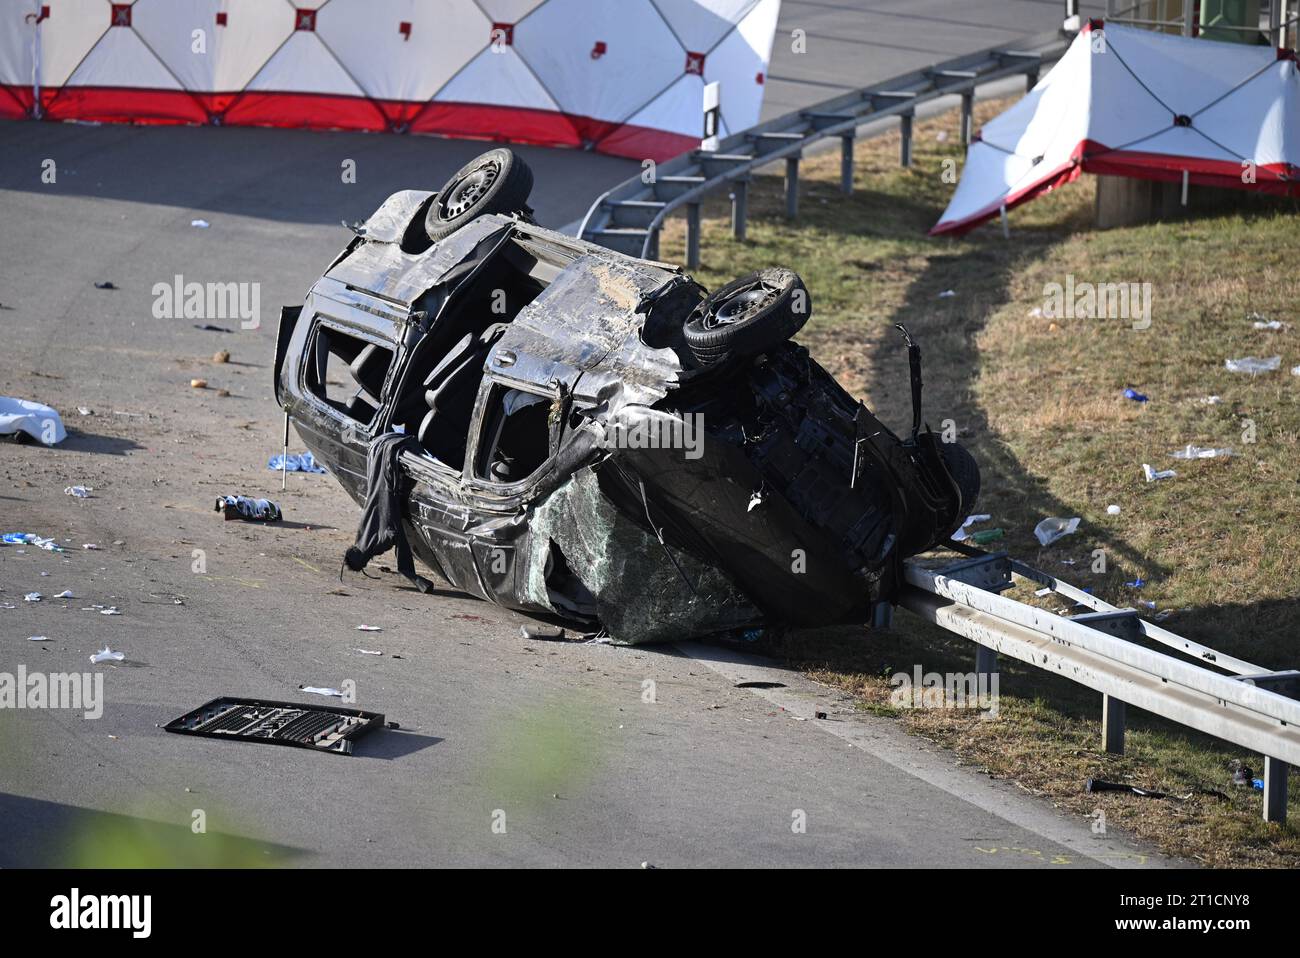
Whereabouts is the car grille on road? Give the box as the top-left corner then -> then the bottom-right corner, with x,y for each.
164,697 -> 385,756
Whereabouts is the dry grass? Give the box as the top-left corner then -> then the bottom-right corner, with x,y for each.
659,98 -> 1300,866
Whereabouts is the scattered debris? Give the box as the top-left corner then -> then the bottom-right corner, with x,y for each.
735,681 -> 787,689
24,592 -> 42,602
968,528 -> 1004,544
1106,504 -> 1121,515
213,349 -> 230,363
82,543 -> 101,550
950,513 -> 993,541
1249,316 -> 1288,331
937,289 -> 956,298
1171,445 -> 1233,460
356,624 -> 383,632
27,636 -> 51,642
190,378 -> 208,389
93,281 -> 117,290
1124,578 -> 1146,589
193,323 -> 233,333
1198,395 -> 1222,405
354,648 -> 383,656
1085,777 -> 1167,798
0,397 -> 67,446
268,452 -> 326,474
1224,355 -> 1281,375
164,696 -> 385,756
99,607 -> 122,616
1143,463 -> 1176,482
299,686 -> 345,697
1034,516 -> 1080,547
64,485 -> 93,498
215,495 -> 282,522
520,625 -> 567,641
190,219 -> 210,228
815,710 -> 829,720
1122,387 -> 1148,402
90,647 -> 125,664
54,590 -> 74,599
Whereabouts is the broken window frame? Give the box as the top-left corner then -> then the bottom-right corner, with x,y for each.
466,378 -> 560,491
300,314 -> 396,433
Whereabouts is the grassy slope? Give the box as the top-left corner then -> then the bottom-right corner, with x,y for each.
658,100 -> 1300,866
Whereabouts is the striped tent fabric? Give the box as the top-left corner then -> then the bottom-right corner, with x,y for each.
0,0 -> 781,161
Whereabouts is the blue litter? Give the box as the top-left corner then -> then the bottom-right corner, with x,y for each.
1125,578 -> 1146,589
1123,387 -> 1148,402
2,532 -> 65,552
268,452 -> 326,474
1253,779 -> 1264,790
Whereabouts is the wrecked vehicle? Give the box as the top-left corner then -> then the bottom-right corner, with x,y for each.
275,149 -> 979,644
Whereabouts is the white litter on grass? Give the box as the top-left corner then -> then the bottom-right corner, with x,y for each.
64,485 -> 93,498
1106,504 -> 1121,515
299,686 -> 344,697
1143,463 -> 1177,482
1251,318 -> 1288,331
24,592 -> 42,602
354,648 -> 383,656
356,624 -> 382,632
747,489 -> 764,512
1224,355 -> 1281,375
77,406 -> 92,416
1034,587 -> 1053,597
1034,517 -> 1080,547
90,647 -> 124,664
1171,445 -> 1234,460
27,636 -> 51,642
1292,365 -> 1300,377
1198,395 -> 1222,405
937,289 -> 956,298
950,513 -> 993,541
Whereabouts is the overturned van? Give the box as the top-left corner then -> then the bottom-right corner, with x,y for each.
275,149 -> 979,644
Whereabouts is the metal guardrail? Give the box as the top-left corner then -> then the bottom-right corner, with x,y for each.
577,29 -> 1073,265
1105,0 -> 1298,44
901,553 -> 1299,823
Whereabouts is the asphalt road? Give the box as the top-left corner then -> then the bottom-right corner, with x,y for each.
0,1 -> 1155,869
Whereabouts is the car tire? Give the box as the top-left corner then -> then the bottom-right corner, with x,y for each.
682,267 -> 810,366
425,148 -> 533,242
940,440 -> 981,516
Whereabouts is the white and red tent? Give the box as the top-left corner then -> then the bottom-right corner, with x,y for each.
0,0 -> 780,161
931,21 -> 1300,236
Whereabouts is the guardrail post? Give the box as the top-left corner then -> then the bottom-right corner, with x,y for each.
899,111 -> 914,168
1264,757 -> 1289,824
975,645 -> 998,683
685,202 -> 701,269
646,226 -> 660,261
960,91 -> 974,146
784,156 -> 800,218
1102,694 -> 1126,755
731,178 -> 748,241
840,133 -> 854,194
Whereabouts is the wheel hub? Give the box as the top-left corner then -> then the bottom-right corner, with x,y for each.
441,161 -> 500,218
707,285 -> 776,328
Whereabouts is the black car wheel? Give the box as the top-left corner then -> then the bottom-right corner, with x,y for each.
425,148 -> 534,241
683,267 -> 810,366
